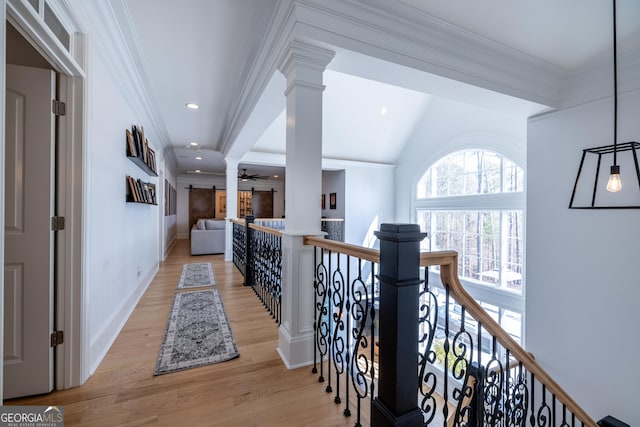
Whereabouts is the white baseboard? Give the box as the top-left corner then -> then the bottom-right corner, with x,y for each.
277,326 -> 315,370
88,263 -> 158,375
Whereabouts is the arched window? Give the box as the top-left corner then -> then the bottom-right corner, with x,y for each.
416,149 -> 525,344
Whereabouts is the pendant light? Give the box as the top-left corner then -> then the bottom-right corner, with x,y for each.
606,0 -> 622,192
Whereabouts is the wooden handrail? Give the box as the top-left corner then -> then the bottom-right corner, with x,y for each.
435,253 -> 597,426
303,235 -> 379,263
420,251 -> 458,267
230,218 -> 344,224
248,217 -> 344,222
248,222 -> 282,237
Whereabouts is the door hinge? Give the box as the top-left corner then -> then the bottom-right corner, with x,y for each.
52,100 -> 66,116
50,331 -> 64,347
51,216 -> 65,231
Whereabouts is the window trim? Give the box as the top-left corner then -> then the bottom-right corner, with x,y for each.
415,192 -> 524,210
414,147 -> 526,344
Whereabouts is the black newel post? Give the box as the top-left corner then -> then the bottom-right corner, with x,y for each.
244,215 -> 255,286
372,223 -> 427,427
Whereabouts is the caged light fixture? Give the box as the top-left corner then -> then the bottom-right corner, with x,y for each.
569,0 -> 640,209
607,0 -> 622,193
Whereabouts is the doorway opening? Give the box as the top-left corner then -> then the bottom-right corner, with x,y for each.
3,7 -> 86,400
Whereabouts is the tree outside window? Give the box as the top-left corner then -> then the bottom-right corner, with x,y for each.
416,149 -> 525,343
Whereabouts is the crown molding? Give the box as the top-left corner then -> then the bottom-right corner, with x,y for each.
221,0 -> 568,160
243,150 -> 396,171
68,0 -> 177,172
560,47 -> 640,110
220,0 -> 296,155
295,0 -> 564,105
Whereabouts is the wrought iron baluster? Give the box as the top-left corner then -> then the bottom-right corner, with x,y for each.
507,361 -> 528,427
484,336 -> 504,426
315,248 -> 330,383
537,384 -> 551,426
313,247 -> 319,375
331,254 -> 346,404
232,223 -> 247,276
530,372 -> 536,427
368,260 -> 377,427
264,234 -> 271,315
266,233 -> 272,317
274,233 -> 282,324
561,404 -> 570,427
326,251 -> 333,394
443,285 -> 450,424
506,349 -> 511,427
418,265 -> 438,426
451,305 -> 474,427
344,256 -> 352,417
349,258 -> 372,427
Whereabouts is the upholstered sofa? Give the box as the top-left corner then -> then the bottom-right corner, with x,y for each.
191,219 -> 226,255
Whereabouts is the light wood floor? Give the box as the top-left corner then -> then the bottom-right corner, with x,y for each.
5,240 -> 361,426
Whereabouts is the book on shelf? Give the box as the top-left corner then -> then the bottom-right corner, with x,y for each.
127,176 -> 139,202
126,129 -> 137,157
138,179 -> 148,203
147,147 -> 156,173
128,124 -> 157,174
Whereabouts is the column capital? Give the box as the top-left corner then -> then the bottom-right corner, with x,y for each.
277,40 -> 335,79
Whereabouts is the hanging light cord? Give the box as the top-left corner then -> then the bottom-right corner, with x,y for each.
613,0 -> 618,166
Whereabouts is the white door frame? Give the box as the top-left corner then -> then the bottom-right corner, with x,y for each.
0,2 -> 7,403
1,0 -> 88,399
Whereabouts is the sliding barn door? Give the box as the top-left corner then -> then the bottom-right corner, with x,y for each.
252,191 -> 274,218
189,188 -> 215,229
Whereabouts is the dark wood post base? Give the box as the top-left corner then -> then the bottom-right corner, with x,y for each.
372,398 -> 424,427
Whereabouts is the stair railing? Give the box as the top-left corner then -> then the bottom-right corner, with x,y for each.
419,251 -> 597,427
249,222 -> 282,324
230,217 -> 282,324
304,223 -> 597,427
231,218 -> 247,277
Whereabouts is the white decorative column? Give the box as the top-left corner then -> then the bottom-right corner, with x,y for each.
276,41 -> 335,368
224,157 -> 239,262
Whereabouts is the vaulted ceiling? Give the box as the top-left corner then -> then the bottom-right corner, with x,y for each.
115,0 -> 640,177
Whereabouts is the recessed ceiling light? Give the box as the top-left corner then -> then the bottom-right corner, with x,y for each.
380,107 -> 388,115
195,156 -> 202,160
186,103 -> 199,110
189,142 -> 198,147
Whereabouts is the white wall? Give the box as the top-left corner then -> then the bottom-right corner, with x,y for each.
394,96 -> 527,223
344,165 -> 395,247
322,170 -> 345,219
527,91 -> 640,425
84,51 -> 161,373
163,166 -> 178,258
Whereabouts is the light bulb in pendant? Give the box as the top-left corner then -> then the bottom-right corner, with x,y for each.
606,165 -> 622,192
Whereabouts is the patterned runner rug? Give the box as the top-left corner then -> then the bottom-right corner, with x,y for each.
177,262 -> 216,289
153,289 -> 239,375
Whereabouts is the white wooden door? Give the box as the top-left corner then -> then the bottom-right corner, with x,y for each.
4,64 -> 56,399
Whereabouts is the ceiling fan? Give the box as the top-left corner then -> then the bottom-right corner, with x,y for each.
238,169 -> 269,181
